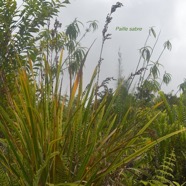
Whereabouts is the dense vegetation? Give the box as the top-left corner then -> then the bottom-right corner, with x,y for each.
0,1 -> 186,185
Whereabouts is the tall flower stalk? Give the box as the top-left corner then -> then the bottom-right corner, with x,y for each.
95,2 -> 123,102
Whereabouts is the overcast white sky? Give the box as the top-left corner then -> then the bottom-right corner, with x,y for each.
17,0 -> 186,93
59,0 -> 186,93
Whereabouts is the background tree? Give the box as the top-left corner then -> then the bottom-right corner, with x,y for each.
0,0 -> 69,105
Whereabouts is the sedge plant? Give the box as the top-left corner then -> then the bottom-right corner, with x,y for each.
0,48 -> 186,185
0,2 -> 186,186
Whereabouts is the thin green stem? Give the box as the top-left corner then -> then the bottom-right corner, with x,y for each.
139,30 -> 161,87
127,31 -> 150,91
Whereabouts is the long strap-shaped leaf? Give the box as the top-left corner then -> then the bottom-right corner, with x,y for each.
70,39 -> 96,102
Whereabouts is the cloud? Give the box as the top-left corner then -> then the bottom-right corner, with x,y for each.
15,0 -> 186,93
